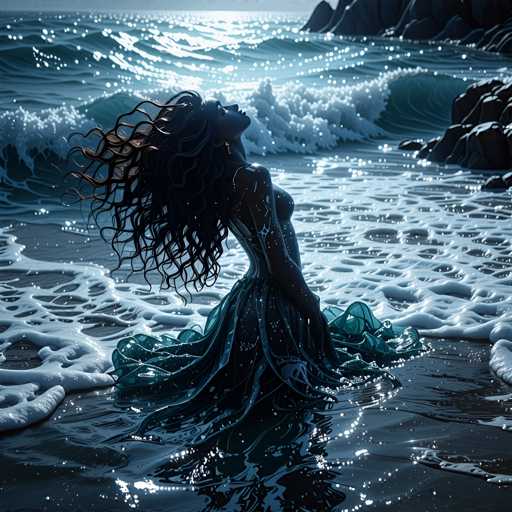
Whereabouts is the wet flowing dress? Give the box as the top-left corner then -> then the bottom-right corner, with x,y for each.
109,171 -> 424,445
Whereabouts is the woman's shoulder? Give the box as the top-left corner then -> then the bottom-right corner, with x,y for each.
232,163 -> 272,197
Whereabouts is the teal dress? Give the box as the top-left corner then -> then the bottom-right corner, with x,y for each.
109,181 -> 424,445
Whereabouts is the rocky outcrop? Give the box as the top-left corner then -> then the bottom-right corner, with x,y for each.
303,0 -> 512,54
330,0 -> 407,36
303,1 -> 334,32
322,0 -> 352,32
482,172 -> 512,190
399,79 -> 512,191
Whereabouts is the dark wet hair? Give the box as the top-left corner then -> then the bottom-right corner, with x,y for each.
69,91 -> 233,301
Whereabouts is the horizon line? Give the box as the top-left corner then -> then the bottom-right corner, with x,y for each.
0,7 -> 310,12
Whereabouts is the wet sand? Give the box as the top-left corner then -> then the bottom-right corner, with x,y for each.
1,338 -> 511,512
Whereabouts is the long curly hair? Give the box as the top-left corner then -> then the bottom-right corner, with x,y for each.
69,91 -> 233,301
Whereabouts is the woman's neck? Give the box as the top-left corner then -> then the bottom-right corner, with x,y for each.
226,137 -> 248,168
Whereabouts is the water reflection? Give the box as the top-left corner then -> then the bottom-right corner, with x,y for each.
107,373 -> 399,512
133,404 -> 347,511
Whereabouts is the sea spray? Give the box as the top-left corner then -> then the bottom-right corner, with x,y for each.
1,68 -> 426,188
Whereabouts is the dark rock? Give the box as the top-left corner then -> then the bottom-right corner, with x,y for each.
323,0 -> 352,32
482,175 -> 508,190
463,122 -> 510,169
302,2 -> 512,173
435,15 -> 474,40
503,123 -> 512,161
482,173 -> 512,192
332,0 -> 387,36
330,0 -> 410,36
446,133 -> 469,165
397,78 -> 512,170
429,124 -> 472,162
460,27 -> 486,45
302,0 -> 334,32
452,79 -> 503,124
437,1 -> 461,26
399,139 -> 424,151
402,17 -> 441,39
417,138 -> 439,159
470,0 -> 512,29
477,24 -> 505,49
494,24 -> 512,53
478,95 -> 505,123
459,0 -> 476,25
393,0 -> 459,36
378,0 -> 411,29
499,101 -> 512,124
461,92 -> 490,125
427,0 -> 461,26
503,171 -> 512,186
494,82 -> 512,102
305,0 -> 512,55
484,23 -> 512,52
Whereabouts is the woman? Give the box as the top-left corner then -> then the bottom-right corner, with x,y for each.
72,91 -> 423,445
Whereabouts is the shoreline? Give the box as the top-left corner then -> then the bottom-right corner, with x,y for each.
1,338 -> 511,511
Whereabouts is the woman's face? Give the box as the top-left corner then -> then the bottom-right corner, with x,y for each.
208,100 -> 251,141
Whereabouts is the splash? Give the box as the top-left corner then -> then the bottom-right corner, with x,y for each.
0,68 -> 426,189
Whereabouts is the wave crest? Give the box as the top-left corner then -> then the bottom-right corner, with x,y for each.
0,68 -> 466,196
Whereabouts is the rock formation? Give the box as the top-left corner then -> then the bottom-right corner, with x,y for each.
481,172 -> 512,190
399,79 -> 512,191
303,0 -> 512,54
302,1 -> 334,32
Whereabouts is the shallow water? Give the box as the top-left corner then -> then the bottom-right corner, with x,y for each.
1,9 -> 512,510
1,142 -> 512,446
2,338 -> 512,511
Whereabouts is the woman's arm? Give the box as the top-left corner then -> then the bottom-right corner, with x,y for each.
280,218 -> 301,267
235,165 -> 320,320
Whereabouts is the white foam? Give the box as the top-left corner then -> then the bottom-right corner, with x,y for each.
0,68 -> 425,182
484,392 -> 512,402
0,230 -> 121,432
1,154 -> 511,432
416,448 -> 512,485
490,340 -> 512,385
0,383 -> 65,431
0,105 -> 94,175
478,415 -> 512,430
0,227 -> 225,432
217,68 -> 425,155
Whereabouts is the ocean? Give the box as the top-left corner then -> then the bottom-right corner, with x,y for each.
1,9 -> 512,511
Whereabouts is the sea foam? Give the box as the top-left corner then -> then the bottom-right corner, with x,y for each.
1,153 -> 511,432
490,340 -> 512,386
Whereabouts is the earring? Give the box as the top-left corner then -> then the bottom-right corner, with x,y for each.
224,141 -> 232,156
